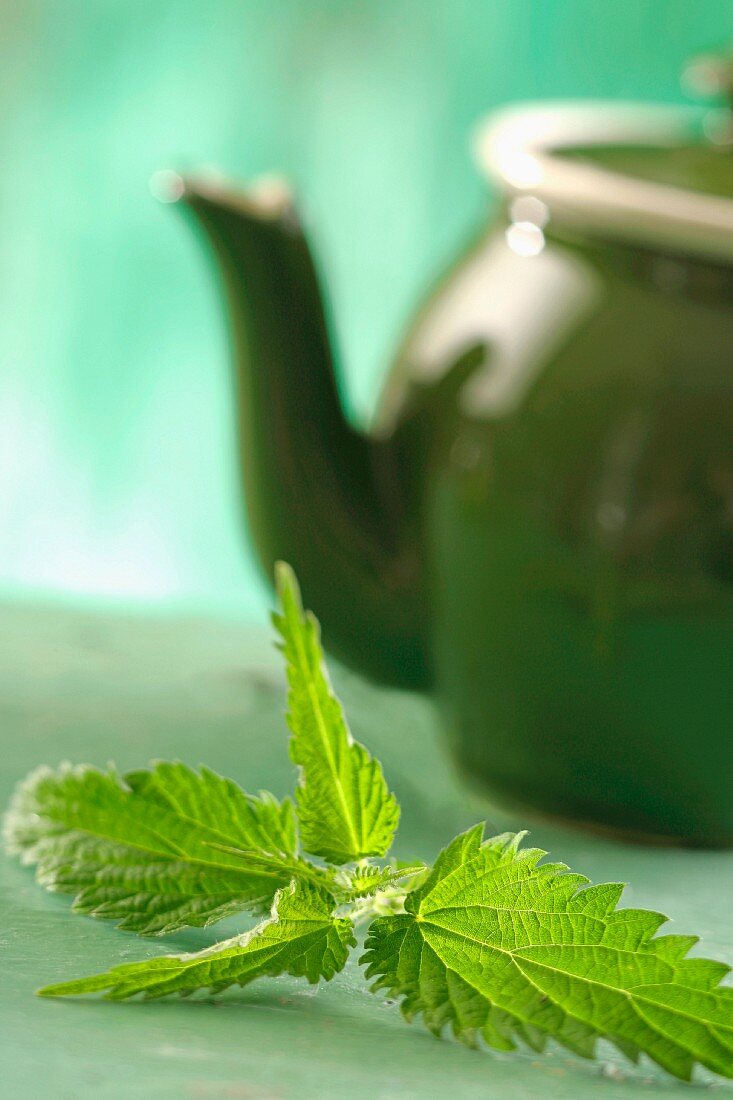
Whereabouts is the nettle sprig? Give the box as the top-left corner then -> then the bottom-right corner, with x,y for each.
4,565 -> 733,1081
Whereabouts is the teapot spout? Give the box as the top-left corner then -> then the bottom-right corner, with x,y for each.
174,175 -> 430,689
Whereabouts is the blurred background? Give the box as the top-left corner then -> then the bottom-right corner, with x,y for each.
2,0 -> 732,621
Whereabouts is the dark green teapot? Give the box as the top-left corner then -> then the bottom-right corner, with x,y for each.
171,63 -> 733,848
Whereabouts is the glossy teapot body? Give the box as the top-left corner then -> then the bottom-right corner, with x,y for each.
379,218 -> 733,845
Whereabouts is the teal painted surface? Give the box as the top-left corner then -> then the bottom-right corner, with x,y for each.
2,2 -> 733,615
1,601 -> 732,1096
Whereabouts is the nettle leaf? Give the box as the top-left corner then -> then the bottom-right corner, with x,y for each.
4,762 -> 307,935
361,827 -> 733,1081
272,563 -> 399,865
39,881 -> 354,1000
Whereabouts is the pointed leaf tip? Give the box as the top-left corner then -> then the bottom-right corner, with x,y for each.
273,566 -> 399,865
274,561 -> 299,603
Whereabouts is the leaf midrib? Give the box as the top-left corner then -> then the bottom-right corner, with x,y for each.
44,816 -> 290,883
290,612 -> 361,858
425,902 -> 605,923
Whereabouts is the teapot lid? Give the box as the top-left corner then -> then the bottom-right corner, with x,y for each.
474,54 -> 733,263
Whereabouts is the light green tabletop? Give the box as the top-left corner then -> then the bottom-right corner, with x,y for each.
2,600 -> 731,1098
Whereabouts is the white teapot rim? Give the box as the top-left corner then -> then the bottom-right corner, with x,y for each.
474,101 -> 733,264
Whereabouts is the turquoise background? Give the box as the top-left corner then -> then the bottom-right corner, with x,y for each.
2,0 -> 733,619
